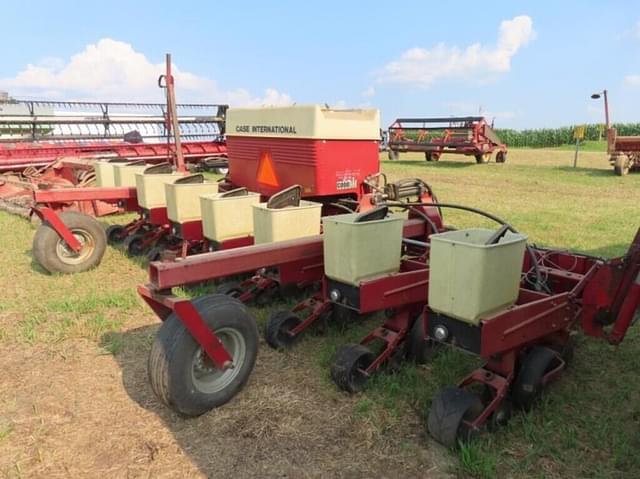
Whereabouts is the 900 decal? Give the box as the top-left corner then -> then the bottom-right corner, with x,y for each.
336,176 -> 358,190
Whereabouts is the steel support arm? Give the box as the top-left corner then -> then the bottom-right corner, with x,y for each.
149,219 -> 428,290
33,186 -> 137,203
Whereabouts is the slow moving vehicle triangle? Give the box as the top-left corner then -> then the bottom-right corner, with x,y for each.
256,151 -> 279,187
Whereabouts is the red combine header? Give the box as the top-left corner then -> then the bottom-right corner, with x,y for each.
0,84 -> 228,216
387,116 -> 507,164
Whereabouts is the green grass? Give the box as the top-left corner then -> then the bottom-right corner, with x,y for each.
0,148 -> 638,478
511,140 -> 608,152
551,140 -> 607,152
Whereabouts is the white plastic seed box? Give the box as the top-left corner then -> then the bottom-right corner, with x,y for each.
200,192 -> 261,242
94,161 -> 117,187
322,213 -> 404,286
113,164 -> 148,187
428,228 -> 527,324
252,201 -> 322,244
135,173 -> 184,209
166,181 -> 219,223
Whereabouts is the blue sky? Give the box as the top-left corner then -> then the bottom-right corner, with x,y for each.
0,1 -> 638,129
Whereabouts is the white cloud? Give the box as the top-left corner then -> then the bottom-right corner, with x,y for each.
625,74 -> 640,87
377,15 -> 535,88
634,20 -> 640,40
362,86 -> 375,98
0,38 -> 292,106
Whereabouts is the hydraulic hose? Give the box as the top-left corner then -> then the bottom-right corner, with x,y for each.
386,201 -> 547,292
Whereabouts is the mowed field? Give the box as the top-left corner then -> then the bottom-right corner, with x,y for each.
0,148 -> 639,479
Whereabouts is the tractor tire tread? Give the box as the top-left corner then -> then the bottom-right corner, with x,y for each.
147,294 -> 258,416
33,211 -> 107,274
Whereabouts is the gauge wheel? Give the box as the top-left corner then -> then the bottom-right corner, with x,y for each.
147,294 -> 258,416
264,310 -> 302,349
33,211 -> 107,274
427,386 -> 484,448
123,233 -> 146,256
106,224 -> 127,244
512,346 -> 560,411
330,343 -> 374,393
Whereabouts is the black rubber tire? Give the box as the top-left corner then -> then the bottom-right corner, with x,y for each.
147,294 -> 258,416
512,346 -> 559,411
614,156 -> 630,176
425,152 -> 433,162
253,282 -> 281,306
32,211 -> 107,274
216,281 -> 243,298
330,343 -> 374,393
388,150 -> 399,161
475,152 -> 491,164
405,316 -> 440,364
427,386 -> 484,448
425,152 -> 440,162
146,245 -> 164,262
105,224 -> 127,244
123,233 -> 146,256
264,311 -> 302,349
495,151 -> 507,163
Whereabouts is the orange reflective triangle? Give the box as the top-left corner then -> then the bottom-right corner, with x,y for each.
256,151 -> 279,187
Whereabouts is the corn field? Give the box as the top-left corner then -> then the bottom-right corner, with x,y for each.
495,123 -> 640,148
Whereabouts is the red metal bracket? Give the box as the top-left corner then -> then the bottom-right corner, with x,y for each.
32,206 -> 82,251
608,271 -> 640,344
137,284 -> 232,369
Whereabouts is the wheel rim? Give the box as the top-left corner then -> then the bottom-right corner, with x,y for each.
190,327 -> 247,394
55,228 -> 96,265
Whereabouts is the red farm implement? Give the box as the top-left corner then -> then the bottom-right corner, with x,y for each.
387,116 -> 507,164
137,177 -> 439,415
608,129 -> 640,176
0,71 -> 228,218
25,54 -> 223,273
134,185 -> 640,450
591,89 -> 640,176
0,140 -> 227,218
26,83 -> 382,274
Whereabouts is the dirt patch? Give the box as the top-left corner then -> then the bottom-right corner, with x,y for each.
0,323 -> 452,479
